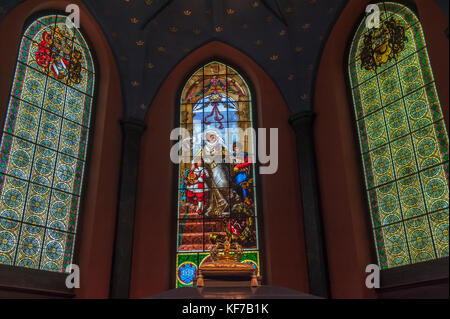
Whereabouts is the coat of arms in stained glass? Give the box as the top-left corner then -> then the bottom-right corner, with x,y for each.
0,15 -> 95,273
348,2 -> 449,269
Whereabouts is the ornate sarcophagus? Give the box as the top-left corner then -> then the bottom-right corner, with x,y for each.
196,236 -> 259,288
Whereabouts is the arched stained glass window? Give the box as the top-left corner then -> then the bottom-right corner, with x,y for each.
175,61 -> 260,287
0,14 -> 95,272
348,2 -> 449,269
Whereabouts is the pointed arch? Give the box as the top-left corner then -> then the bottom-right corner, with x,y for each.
348,2 -> 449,269
132,41 -> 308,297
0,13 -> 95,272
0,0 -> 123,298
174,60 -> 261,287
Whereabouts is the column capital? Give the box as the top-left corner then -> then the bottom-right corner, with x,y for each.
120,117 -> 147,134
288,110 -> 315,129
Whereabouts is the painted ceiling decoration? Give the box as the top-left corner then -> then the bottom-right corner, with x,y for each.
86,0 -> 348,118
0,0 -> 448,119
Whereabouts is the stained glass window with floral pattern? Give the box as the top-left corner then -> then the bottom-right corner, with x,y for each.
0,15 -> 95,272
348,2 -> 449,269
175,61 -> 260,287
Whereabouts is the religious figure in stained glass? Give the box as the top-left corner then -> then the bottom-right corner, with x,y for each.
193,129 -> 234,217
0,15 -> 95,272
175,62 -> 260,287
185,157 -> 210,215
348,2 -> 449,269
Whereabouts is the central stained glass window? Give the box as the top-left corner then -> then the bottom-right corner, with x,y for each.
0,15 -> 95,272
348,2 -> 449,269
175,61 -> 260,287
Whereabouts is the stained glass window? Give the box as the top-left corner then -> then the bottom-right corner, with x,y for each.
0,15 -> 95,272
348,2 -> 449,269
175,62 -> 260,287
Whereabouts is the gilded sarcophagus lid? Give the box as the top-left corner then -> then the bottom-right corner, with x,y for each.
196,236 -> 258,287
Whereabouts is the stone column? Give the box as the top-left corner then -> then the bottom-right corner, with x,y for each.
109,117 -> 146,298
289,110 -> 329,298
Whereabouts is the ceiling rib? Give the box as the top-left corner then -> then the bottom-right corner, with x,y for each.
141,0 -> 173,30
260,0 -> 288,27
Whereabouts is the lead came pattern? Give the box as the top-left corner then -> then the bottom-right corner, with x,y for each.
0,15 -> 95,272
348,2 -> 449,269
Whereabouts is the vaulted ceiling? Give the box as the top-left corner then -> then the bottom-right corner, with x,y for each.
1,0 -> 448,119
85,0 -> 351,118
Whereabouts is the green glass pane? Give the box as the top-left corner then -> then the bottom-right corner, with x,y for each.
0,14 -> 94,273
429,209 -> 449,258
357,77 -> 383,118
349,3 -> 449,269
